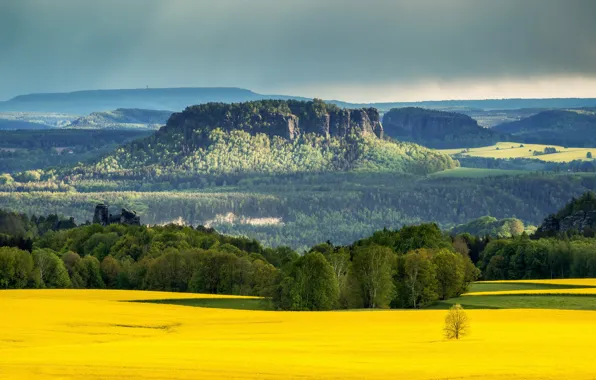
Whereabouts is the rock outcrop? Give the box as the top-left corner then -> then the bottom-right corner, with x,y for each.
93,204 -> 140,226
163,100 -> 384,144
537,211 -> 596,236
535,192 -> 596,237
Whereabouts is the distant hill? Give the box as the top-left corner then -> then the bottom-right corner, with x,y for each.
493,109 -> 596,147
451,216 -> 534,238
0,118 -> 52,130
66,108 -> 173,130
382,107 -> 501,148
462,108 -> 544,128
332,98 -> 596,112
1,87 -> 595,114
72,100 -> 457,181
0,87 -> 309,115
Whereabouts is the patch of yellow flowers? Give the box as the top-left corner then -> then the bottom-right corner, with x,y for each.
468,279 -> 596,296
1,289 -> 596,379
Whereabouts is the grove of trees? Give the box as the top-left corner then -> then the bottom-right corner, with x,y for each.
0,214 -> 478,311
272,224 -> 480,310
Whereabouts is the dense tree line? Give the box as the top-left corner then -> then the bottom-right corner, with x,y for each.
0,223 -> 281,297
3,193 -> 596,308
478,236 -> 596,280
476,192 -> 596,280
0,215 -> 478,311
273,224 -> 479,310
1,172 -> 596,250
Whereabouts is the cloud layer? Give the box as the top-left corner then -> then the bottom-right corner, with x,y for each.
1,0 -> 595,101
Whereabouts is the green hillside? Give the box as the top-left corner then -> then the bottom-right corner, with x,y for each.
70,100 -> 457,181
66,108 -> 173,130
450,216 -> 535,238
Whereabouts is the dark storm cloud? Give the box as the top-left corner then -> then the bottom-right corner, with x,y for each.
1,0 -> 595,100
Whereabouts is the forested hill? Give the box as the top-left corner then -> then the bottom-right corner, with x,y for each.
66,108 -> 173,130
382,107 -> 501,148
71,100 -> 457,180
493,109 -> 596,147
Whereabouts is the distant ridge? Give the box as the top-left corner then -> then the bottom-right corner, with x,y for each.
0,87 -> 308,114
1,87 -> 595,114
382,107 -> 501,149
493,108 -> 596,147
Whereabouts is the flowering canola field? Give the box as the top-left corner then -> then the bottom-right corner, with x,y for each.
2,289 -> 596,379
467,279 -> 596,296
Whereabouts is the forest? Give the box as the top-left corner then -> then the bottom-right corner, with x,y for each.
1,193 -> 596,310
493,109 -> 596,147
0,129 -> 152,173
0,212 -> 478,310
1,171 -> 595,250
2,101 -> 596,251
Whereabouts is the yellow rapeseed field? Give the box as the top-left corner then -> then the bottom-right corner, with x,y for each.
465,288 -> 596,296
479,279 -> 596,287
2,289 -> 596,379
467,279 -> 596,296
440,142 -> 595,163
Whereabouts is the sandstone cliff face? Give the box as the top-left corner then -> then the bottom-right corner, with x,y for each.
93,204 -> 140,226
163,100 -> 384,144
537,211 -> 596,236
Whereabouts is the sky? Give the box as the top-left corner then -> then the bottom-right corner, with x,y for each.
1,0 -> 596,102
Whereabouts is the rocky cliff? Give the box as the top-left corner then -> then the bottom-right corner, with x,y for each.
93,204 -> 140,226
163,99 -> 383,143
76,99 -> 458,180
536,192 -> 596,237
382,107 -> 500,149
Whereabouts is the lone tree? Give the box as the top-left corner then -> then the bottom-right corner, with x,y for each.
588,152 -> 593,159
444,304 -> 469,340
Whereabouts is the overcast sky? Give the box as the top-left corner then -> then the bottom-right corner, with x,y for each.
1,0 -> 596,102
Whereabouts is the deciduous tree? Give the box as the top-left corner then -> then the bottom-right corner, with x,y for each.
444,304 -> 469,340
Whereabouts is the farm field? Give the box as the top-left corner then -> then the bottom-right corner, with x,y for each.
2,289 -> 596,379
428,167 -> 529,178
440,141 -> 596,163
430,279 -> 596,310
